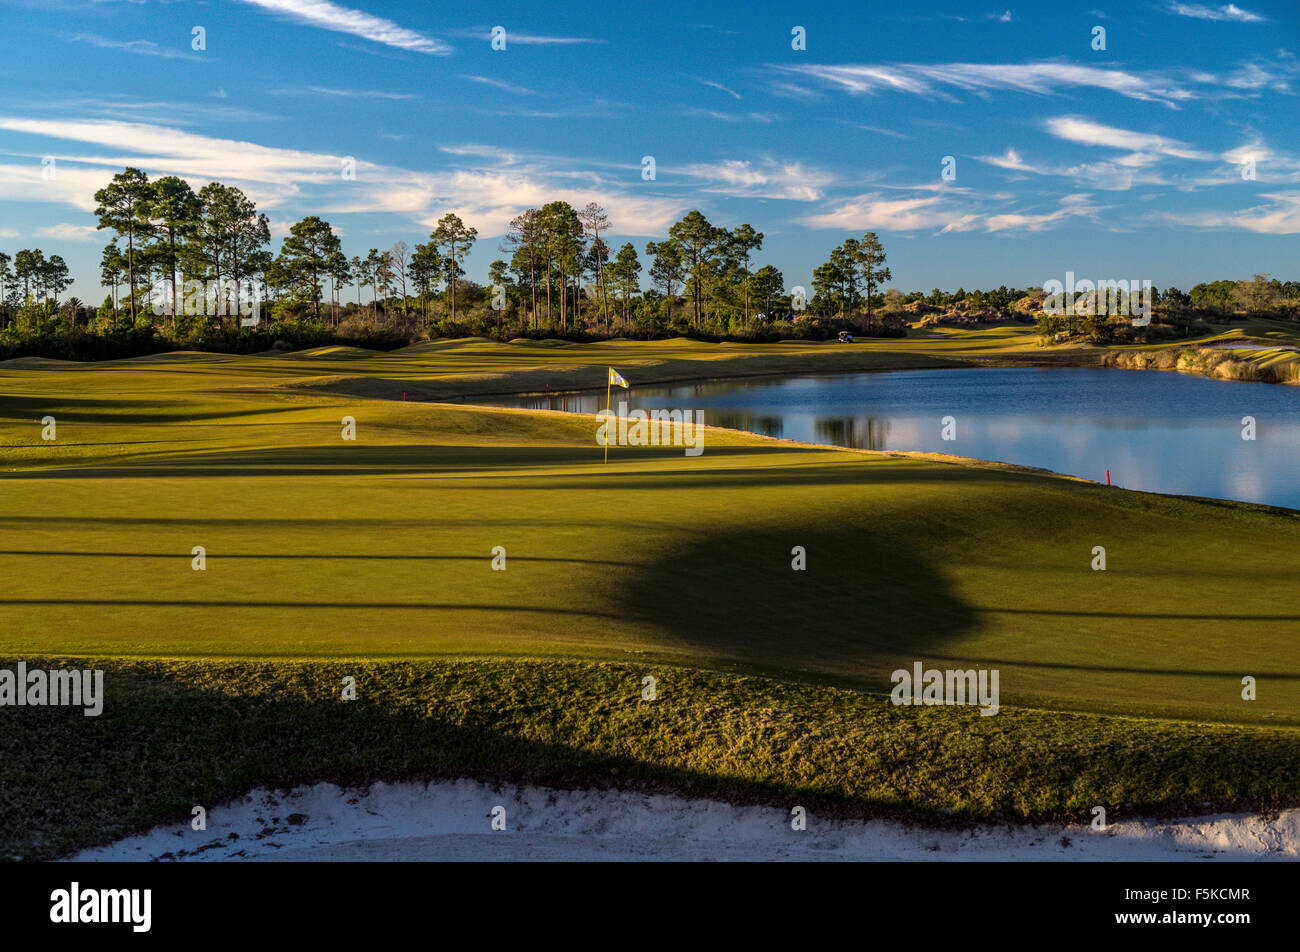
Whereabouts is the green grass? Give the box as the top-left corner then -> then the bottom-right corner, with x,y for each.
1,338 -> 1297,857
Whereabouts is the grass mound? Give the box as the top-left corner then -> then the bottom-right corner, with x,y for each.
5,658 -> 1298,861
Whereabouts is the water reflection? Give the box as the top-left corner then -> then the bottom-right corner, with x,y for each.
456,367 -> 1300,509
814,417 -> 890,451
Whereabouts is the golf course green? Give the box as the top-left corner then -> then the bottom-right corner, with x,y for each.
2,332 -> 1298,859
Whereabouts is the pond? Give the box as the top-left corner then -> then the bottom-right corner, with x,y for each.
464,367 -> 1300,510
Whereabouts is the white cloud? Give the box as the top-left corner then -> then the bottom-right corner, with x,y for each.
454,29 -> 604,45
40,223 -> 100,241
799,193 -> 967,232
0,115 -> 684,238
983,196 -> 1100,232
71,33 -> 201,61
1163,192 -> 1300,234
772,58 -> 1295,108
1168,3 -> 1265,23
507,34 -> 605,45
799,190 -> 1103,234
296,86 -> 415,100
235,0 -> 450,54
696,78 -> 743,100
463,76 -> 539,97
682,108 -> 776,123
1042,116 -> 1214,160
678,159 -> 834,201
976,148 -> 1041,172
0,161 -> 120,212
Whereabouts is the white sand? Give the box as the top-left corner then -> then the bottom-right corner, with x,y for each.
69,779 -> 1300,862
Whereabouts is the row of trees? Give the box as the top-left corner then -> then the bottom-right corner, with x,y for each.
68,167 -> 806,337
0,249 -> 73,319
4,165 -> 1297,355
82,168 -> 486,332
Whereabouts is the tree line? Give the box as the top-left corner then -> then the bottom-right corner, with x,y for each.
1,165 -> 1296,358
0,166 -> 897,345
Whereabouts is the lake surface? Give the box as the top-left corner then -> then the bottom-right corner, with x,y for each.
464,367 -> 1300,510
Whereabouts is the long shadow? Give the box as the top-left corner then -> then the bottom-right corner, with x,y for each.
0,598 -> 625,618
0,514 -> 703,532
923,652 -> 1300,681
0,394 -> 298,425
0,550 -> 638,567
610,518 -> 980,680
977,607 -> 1300,622
0,449 -> 1033,493
0,442 -> 855,479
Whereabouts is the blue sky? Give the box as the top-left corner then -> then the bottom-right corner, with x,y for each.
0,0 -> 1297,304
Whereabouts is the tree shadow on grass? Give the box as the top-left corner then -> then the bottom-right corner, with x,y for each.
609,519 -> 980,688
0,394 -> 295,425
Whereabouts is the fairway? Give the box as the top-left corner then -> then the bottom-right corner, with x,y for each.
2,341 -> 1297,727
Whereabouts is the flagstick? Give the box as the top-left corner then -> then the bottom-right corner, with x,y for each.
604,373 -> 611,464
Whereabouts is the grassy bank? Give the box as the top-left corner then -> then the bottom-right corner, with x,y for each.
1099,318 -> 1300,385
1102,345 -> 1300,385
6,657 -> 1300,861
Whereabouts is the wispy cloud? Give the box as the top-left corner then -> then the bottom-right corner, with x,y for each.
1168,3 -> 1265,23
41,96 -> 277,126
683,108 -> 776,123
799,189 -> 1103,234
845,122 -> 910,140
1163,192 -> 1300,234
40,223 -> 99,241
453,28 -> 605,46
976,148 -> 1042,173
678,159 -> 835,201
235,0 -> 450,54
463,75 -> 539,96
695,78 -> 743,100
1042,116 -> 1214,160
799,193 -> 974,232
0,115 -> 685,236
276,86 -> 415,100
983,194 -> 1103,232
71,33 -> 200,61
504,33 -> 606,45
973,119 -> 1219,190
769,59 -> 1296,108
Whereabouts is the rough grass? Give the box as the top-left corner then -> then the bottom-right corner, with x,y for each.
5,658 -> 1300,861
1103,346 -> 1300,384
1101,319 -> 1300,385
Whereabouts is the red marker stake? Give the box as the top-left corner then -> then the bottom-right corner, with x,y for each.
1106,469 -> 1111,486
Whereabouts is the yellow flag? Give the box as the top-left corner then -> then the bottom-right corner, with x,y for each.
608,367 -> 629,388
